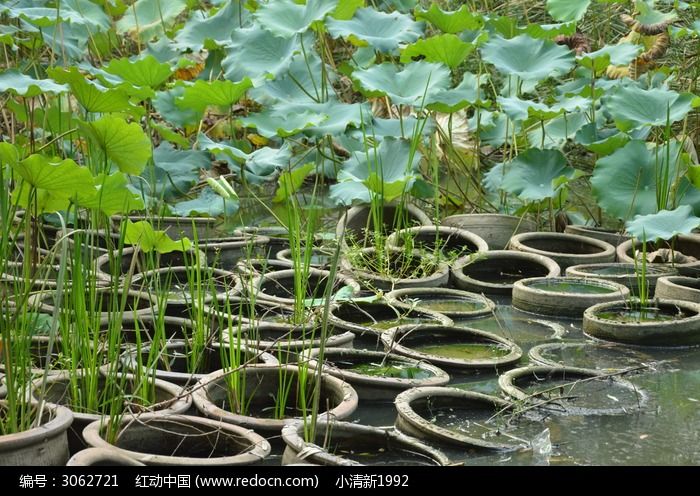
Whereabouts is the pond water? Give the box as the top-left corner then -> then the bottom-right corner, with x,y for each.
348,296 -> 700,465
413,342 -> 511,360
400,297 -> 489,314
527,280 -> 617,295
347,361 -> 435,380
358,316 -> 437,331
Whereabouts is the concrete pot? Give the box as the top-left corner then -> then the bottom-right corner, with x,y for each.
509,232 -> 616,270
281,420 -> 448,466
0,402 -> 72,465
83,414 -> 270,465
451,250 -> 560,295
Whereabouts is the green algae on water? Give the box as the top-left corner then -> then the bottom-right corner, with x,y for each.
360,316 -> 434,330
596,308 -> 687,323
414,342 -> 511,360
349,361 -> 433,379
405,298 -> 488,314
529,280 -> 616,295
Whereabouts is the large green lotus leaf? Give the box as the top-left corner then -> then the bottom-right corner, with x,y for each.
170,187 -> 239,217
604,85 -> 697,131
11,154 -> 94,194
9,103 -> 77,140
482,162 -> 506,194
326,7 -> 423,53
546,0 -> 591,22
150,143 -> 209,200
1,0 -> 109,30
79,116 -> 152,175
499,148 -> 578,201
329,180 -> 372,205
484,16 -> 518,38
0,4 -> 86,28
61,0 -> 111,31
527,111 -> 588,149
273,162 -> 315,203
670,20 -> 700,39
338,137 -> 421,184
498,95 -> 590,122
48,67 -> 131,113
481,35 -> 575,82
10,154 -> 95,213
635,0 -> 677,26
352,61 -> 451,107
151,121 -> 189,148
345,116 -> 433,144
591,140 -> 691,219
83,172 -> 145,216
254,0 -> 338,38
274,101 -> 369,137
400,34 -> 474,69
333,0 -> 363,20
249,53 -> 325,104
116,0 -> 188,41
485,16 -> 574,41
330,176 -> 414,205
577,43 -> 643,73
239,108 -> 328,138
626,205 -> 700,242
688,163 -> 700,191
498,96 -> 552,122
197,133 -> 251,162
125,220 -> 192,254
12,186 -> 72,214
363,175 -> 412,201
153,86 -> 203,128
222,27 -> 305,83
41,24 -> 91,62
0,25 -> 23,49
0,143 -> 19,168
78,61 -> 133,86
9,0 -> 108,59
676,178 -> 700,217
331,136 -> 422,203
145,38 -> 180,64
414,4 -> 484,33
173,1 -> 249,52
200,135 -> 286,184
478,112 -> 510,147
245,144 -> 293,178
176,79 -> 253,112
104,55 -> 172,89
378,0 -> 417,11
574,124 -> 630,156
427,72 -> 488,113
522,21 -> 576,40
0,70 -> 68,97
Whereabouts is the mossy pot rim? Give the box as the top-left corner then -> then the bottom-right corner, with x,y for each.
0,401 -> 73,453
281,419 -> 449,466
385,287 -> 496,318
497,365 -> 647,416
393,386 -> 526,451
305,347 -> 450,389
509,231 -> 617,259
513,276 -> 630,297
82,413 -> 271,466
191,363 -> 359,432
328,298 -> 454,337
583,298 -> 700,326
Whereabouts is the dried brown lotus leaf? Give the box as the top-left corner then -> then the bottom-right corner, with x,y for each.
554,33 -> 591,55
